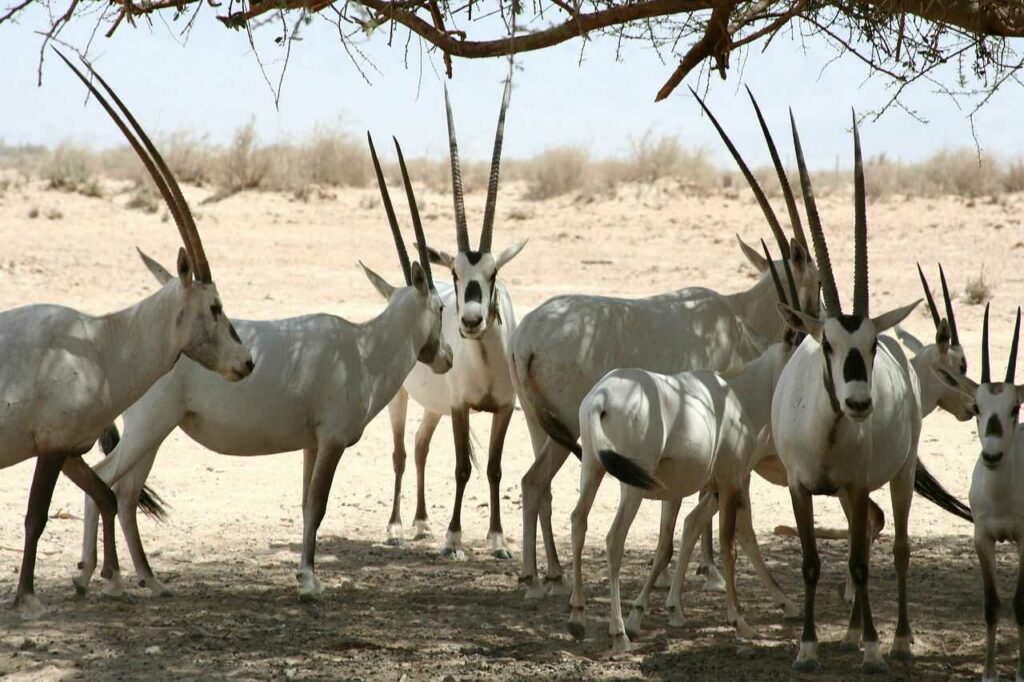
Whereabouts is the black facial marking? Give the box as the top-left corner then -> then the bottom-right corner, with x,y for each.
464,280 -> 483,303
228,324 -> 241,343
210,301 -> 223,320
837,314 -> 864,333
465,251 -> 484,265
843,348 -> 868,383
986,414 -> 1003,437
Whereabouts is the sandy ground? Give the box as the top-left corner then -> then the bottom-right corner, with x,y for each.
0,176 -> 1023,680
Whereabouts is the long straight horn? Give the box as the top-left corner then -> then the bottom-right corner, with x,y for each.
916,263 -> 941,329
760,240 -> 787,305
367,133 -> 412,285
393,137 -> 433,287
790,110 -> 841,317
1007,307 -> 1022,384
55,50 -> 208,280
690,87 -> 789,259
747,87 -> 807,251
852,111 -> 869,317
443,86 -> 471,253
981,303 -> 991,384
479,71 -> 512,254
938,264 -> 961,346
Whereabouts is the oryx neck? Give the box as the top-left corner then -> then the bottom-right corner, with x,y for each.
725,344 -> 785,436
356,286 -> 423,415
909,345 -> 942,418
95,282 -> 186,417
726,274 -> 786,343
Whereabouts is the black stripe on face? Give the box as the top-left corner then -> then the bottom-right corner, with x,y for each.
843,348 -> 868,383
464,280 -> 482,303
837,314 -> 864,333
986,414 -> 1004,438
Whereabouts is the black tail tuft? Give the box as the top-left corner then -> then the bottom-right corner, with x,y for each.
914,460 -> 972,522
599,450 -> 658,490
97,423 -> 170,523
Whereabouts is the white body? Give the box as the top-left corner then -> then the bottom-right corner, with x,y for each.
511,254 -> 818,597
568,341 -> 800,652
78,283 -> 445,599
387,279 -> 519,555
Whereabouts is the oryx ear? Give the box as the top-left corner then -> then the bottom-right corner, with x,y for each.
410,261 -> 430,295
935,318 -> 951,355
736,235 -> 768,273
176,247 -> 193,289
360,261 -> 395,300
138,247 -> 174,285
894,325 -> 925,355
872,299 -> 921,334
418,243 -> 455,269
789,238 -> 809,269
776,302 -> 823,338
495,239 -> 528,269
931,360 -> 977,398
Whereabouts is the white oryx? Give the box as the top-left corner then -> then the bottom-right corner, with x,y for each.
1,52 -> 253,618
511,90 -> 822,599
568,241 -> 804,653
76,135 -> 452,601
771,111 -> 922,673
384,76 -> 526,559
934,304 -> 1024,682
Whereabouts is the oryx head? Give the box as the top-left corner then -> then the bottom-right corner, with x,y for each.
362,133 -> 453,374
696,87 -> 821,321
915,264 -> 972,420
431,74 -> 526,340
760,240 -> 807,352
58,51 -> 254,382
939,305 -> 1021,471
773,111 -> 918,422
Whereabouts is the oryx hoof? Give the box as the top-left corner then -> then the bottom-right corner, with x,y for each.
413,519 -> 433,540
862,641 -> 888,674
101,573 -> 126,600
890,635 -> 914,662
14,594 -> 46,621
544,575 -> 567,596
733,617 -> 757,640
838,629 -> 862,652
71,575 -> 89,597
792,641 -> 819,673
440,547 -> 466,561
567,608 -> 586,641
492,548 -> 514,561
698,565 -> 726,593
140,578 -> 174,598
522,577 -> 546,601
297,572 -> 324,602
667,605 -> 686,628
609,632 -> 633,655
384,537 -> 403,547
624,607 -> 644,640
780,600 -> 801,621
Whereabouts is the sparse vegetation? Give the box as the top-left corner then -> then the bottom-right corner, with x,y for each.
525,146 -> 589,200
964,268 -> 993,305
45,208 -> 63,221
126,187 -> 160,214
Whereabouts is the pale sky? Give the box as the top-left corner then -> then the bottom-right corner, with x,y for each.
1,4 -> 1022,168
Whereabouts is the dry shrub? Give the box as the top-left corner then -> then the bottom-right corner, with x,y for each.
622,131 -> 716,185
524,146 -> 589,200
217,120 -> 270,193
1004,158 -> 1024,193
45,143 -> 98,194
126,186 -> 160,214
165,131 -> 215,186
916,149 -> 1003,198
300,125 -> 367,187
963,267 -> 992,305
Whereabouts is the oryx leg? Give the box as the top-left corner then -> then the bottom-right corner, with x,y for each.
976,529 -> 999,682
841,494 -> 887,603
666,492 -> 719,627
790,482 -> 821,672
486,405 -> 515,560
697,486 -> 725,592
386,389 -> 409,546
297,441 -> 345,600
412,411 -> 441,540
846,487 -> 885,674
14,454 -> 66,619
1014,543 -> 1024,682
61,456 -> 123,598
889,456 -> 916,662
734,482 -> 799,620
521,427 -> 570,598
607,485 -> 644,654
567,451 -> 604,642
442,406 -> 472,559
111,448 -> 171,597
646,496 -> 681,593
718,486 -> 756,638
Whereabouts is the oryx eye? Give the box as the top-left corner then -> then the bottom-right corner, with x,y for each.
210,303 -> 223,320
960,360 -> 968,375
821,339 -> 832,355
451,270 -> 458,282
1012,405 -> 1020,419
971,403 -> 980,416
871,339 -> 878,355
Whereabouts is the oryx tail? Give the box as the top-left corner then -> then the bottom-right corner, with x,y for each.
913,463 -> 972,522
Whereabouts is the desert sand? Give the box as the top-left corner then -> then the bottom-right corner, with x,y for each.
1,176 -> 1022,680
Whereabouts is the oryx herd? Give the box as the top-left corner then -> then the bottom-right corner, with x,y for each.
3,51 -> 1022,678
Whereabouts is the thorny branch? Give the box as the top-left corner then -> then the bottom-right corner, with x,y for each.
3,0 -> 1022,104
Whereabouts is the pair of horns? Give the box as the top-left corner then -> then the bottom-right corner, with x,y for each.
692,86 -> 808,264
55,50 -> 212,283
917,264 -> 961,346
981,304 -> 1022,385
444,65 -> 512,254
367,133 -> 433,288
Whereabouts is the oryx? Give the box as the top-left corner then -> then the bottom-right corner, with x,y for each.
75,134 -> 452,601
933,304 -> 1024,682
383,75 -> 526,559
771,110 -> 922,673
2,52 -> 253,618
568,241 -> 805,652
511,90 -> 822,599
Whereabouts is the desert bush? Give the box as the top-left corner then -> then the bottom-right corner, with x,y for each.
126,187 -> 160,214
217,120 -> 270,193
300,125 -> 367,188
524,146 -> 589,200
45,143 -> 98,194
916,149 -> 1003,198
1004,158 -> 1024,193
963,268 -> 992,305
620,131 -> 716,186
